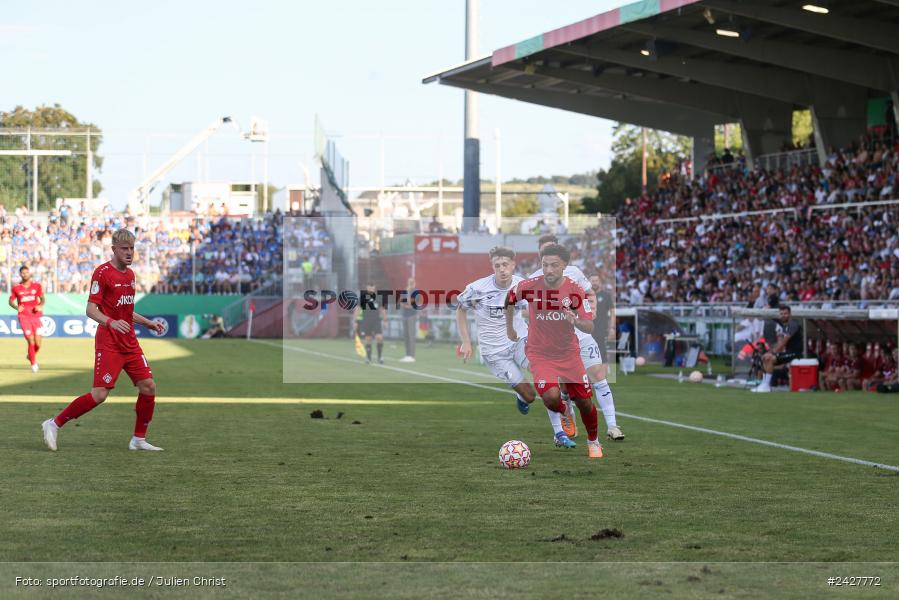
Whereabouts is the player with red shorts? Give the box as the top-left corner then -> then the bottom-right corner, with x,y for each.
8,265 -> 44,373
505,243 -> 604,458
41,228 -> 165,452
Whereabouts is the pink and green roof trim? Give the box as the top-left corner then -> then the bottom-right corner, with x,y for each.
491,0 -> 704,67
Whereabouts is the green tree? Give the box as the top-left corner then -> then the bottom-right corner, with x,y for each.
583,123 -> 691,214
714,122 -> 744,154
502,194 -> 539,217
256,184 -> 280,212
792,110 -> 814,147
0,104 -> 102,211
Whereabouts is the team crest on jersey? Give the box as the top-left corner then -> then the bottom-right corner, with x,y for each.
102,373 -> 112,384
537,379 -> 545,387
91,280 -> 100,295
562,297 -> 572,308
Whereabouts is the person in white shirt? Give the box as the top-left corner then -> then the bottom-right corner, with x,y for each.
456,247 -> 577,447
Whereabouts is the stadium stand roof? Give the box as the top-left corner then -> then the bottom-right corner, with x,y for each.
423,0 -> 899,170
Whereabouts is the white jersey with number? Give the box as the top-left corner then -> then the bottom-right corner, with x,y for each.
458,274 -> 528,357
529,265 -> 595,343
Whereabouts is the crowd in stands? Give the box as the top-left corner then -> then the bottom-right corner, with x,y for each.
1,204 -> 331,295
814,341 -> 898,392
569,136 -> 899,305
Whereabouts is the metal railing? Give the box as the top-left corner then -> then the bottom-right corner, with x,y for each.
222,279 -> 284,330
754,148 -> 819,171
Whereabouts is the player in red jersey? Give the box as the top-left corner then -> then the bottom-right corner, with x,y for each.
8,265 -> 45,373
41,229 -> 166,452
505,243 -> 604,458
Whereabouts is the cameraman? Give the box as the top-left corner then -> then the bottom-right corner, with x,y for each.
202,314 -> 226,339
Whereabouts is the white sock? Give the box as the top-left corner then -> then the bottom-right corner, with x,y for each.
546,407 -> 563,435
762,373 -> 773,386
593,379 -> 617,428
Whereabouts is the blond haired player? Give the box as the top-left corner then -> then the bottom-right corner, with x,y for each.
42,229 -> 165,452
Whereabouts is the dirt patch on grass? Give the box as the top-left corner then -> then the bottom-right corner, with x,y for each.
590,528 -> 624,540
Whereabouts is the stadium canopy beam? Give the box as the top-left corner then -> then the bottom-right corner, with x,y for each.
436,78 -> 720,137
556,43 -> 865,109
503,62 -> 793,122
703,0 -> 899,54
620,22 -> 899,92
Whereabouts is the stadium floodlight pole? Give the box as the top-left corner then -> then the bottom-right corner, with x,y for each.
33,154 -> 38,213
86,129 -> 93,202
191,239 -> 197,295
263,136 -> 269,213
463,0 -> 480,233
495,127 -> 501,233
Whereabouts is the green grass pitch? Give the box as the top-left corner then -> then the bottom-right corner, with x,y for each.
1,338 -> 897,599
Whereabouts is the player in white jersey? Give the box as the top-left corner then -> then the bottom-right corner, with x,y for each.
456,246 -> 576,448
531,234 -> 624,441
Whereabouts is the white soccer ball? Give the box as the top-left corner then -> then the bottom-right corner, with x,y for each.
498,440 -> 531,469
689,370 -> 704,383
635,356 -> 646,367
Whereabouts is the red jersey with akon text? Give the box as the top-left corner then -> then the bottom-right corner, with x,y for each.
507,275 -> 592,363
88,261 -> 140,353
10,282 -> 43,316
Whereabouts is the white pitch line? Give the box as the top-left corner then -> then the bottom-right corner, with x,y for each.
258,340 -> 506,392
617,412 -> 899,473
446,367 -> 499,380
258,340 -> 899,473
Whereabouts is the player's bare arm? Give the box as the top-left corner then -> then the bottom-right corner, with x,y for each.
9,297 -> 19,312
134,311 -> 166,334
563,307 -> 594,334
456,307 -> 474,362
87,302 -> 131,334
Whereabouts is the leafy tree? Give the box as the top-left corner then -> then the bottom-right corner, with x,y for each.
256,184 -> 280,212
714,123 -> 744,154
583,123 -> 691,214
502,194 -> 539,217
0,104 -> 102,210
792,110 -> 814,148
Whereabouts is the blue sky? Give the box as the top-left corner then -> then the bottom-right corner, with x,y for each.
7,0 -> 623,207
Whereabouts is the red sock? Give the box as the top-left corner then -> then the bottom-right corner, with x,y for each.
54,393 -> 98,427
547,390 -> 566,414
27,343 -> 36,365
134,393 -> 155,437
577,402 -> 599,442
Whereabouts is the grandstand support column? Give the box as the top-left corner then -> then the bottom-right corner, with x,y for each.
738,102 -> 793,166
692,129 -> 715,175
810,87 -> 868,165
462,0 -> 480,233
892,91 -> 899,133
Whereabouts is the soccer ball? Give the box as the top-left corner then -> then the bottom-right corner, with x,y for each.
635,356 -> 646,367
498,440 -> 531,469
689,370 -> 704,383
